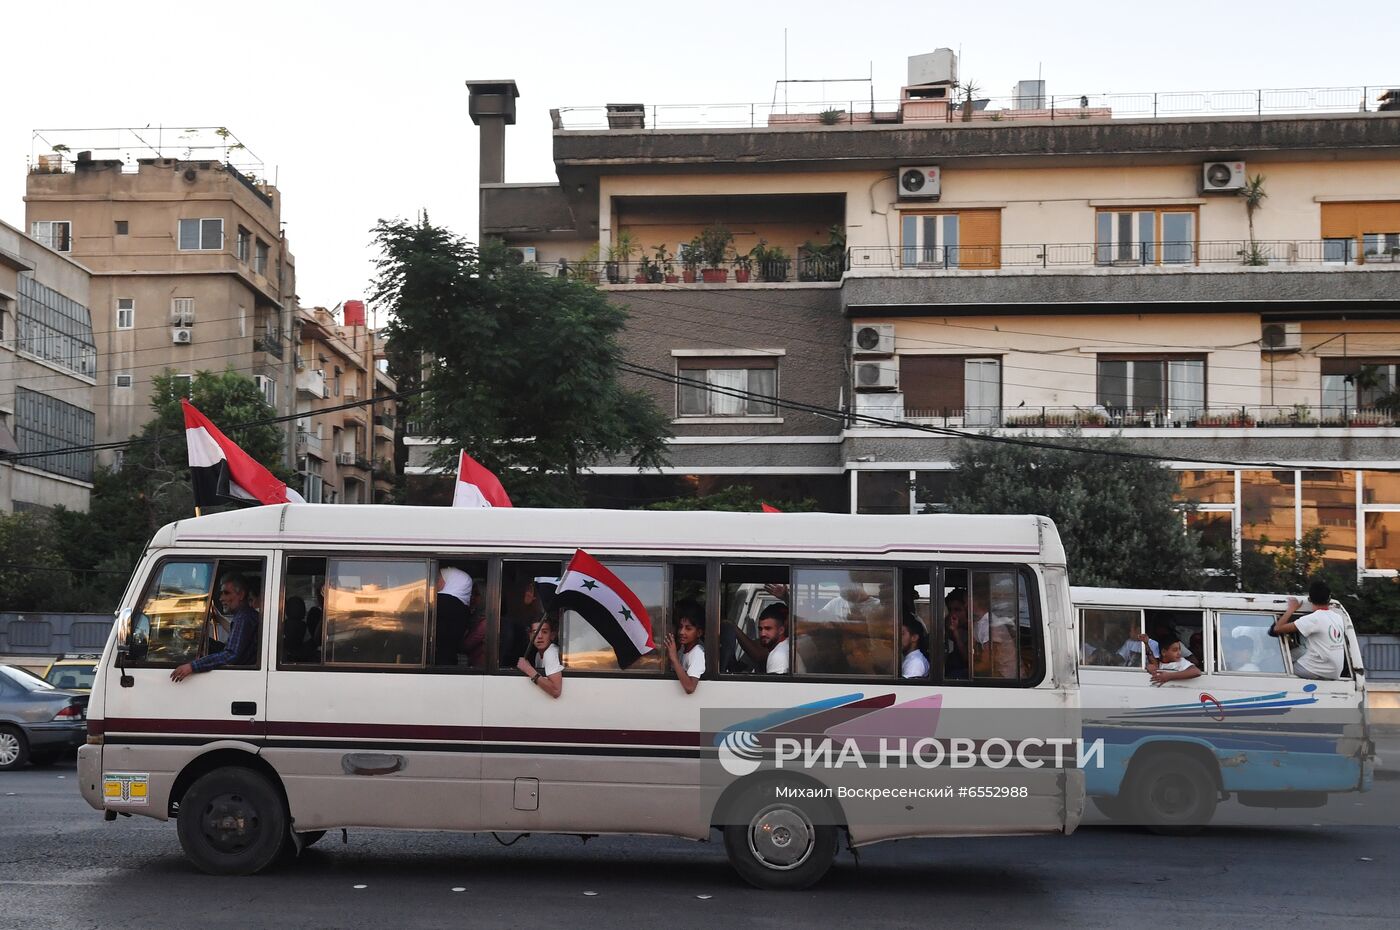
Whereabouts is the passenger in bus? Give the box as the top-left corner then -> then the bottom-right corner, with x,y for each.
944,589 -> 971,679
900,614 -> 930,679
282,596 -> 312,663
1187,630 -> 1206,669
1145,638 -> 1202,686
1226,636 -> 1261,672
1124,631 -> 1160,665
517,618 -> 563,698
433,567 -> 473,666
500,579 -> 545,669
1272,580 -> 1346,680
727,603 -> 790,674
460,582 -> 487,668
665,599 -> 706,694
170,574 -> 259,682
973,577 -> 1019,679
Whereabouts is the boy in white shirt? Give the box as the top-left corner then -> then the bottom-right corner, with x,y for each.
1272,581 -> 1346,681
1146,639 -> 1202,687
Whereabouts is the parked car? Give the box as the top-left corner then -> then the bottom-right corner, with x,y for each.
0,664 -> 88,770
41,655 -> 100,692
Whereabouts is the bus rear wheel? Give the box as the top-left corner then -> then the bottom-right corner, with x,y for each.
1126,751 -> 1218,836
722,784 -> 839,890
177,767 -> 287,875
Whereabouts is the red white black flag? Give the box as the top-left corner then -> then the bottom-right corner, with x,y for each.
554,549 -> 655,668
452,451 -> 512,508
182,399 -> 304,509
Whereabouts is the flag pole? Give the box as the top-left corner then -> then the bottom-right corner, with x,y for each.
194,506 -> 202,517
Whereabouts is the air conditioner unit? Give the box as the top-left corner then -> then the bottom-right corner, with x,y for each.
1202,160 -> 1247,193
508,246 -> 538,264
852,323 -> 895,356
1260,322 -> 1302,352
171,327 -> 193,344
854,391 -> 905,421
898,166 -> 942,200
854,360 -> 899,391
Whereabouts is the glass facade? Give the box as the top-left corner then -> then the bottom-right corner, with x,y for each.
13,387 -> 95,481
16,275 -> 96,378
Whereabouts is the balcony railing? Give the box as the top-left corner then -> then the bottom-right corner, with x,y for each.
848,239 -> 1400,271
547,254 -> 847,285
851,404 -> 1398,430
253,333 -> 284,358
294,428 -> 323,456
335,451 -> 371,469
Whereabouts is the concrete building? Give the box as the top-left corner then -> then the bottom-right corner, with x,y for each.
453,63 -> 1400,578
0,220 -> 96,512
24,130 -> 296,468
293,304 -> 396,504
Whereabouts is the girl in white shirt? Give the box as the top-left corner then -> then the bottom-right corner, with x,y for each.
901,614 -> 931,679
665,605 -> 706,695
516,618 -> 563,698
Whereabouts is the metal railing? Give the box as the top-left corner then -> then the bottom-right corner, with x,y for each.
253,334 -> 284,358
853,404 -> 1398,429
1359,635 -> 1400,680
294,428 -> 322,456
848,239 -> 1400,271
541,254 -> 847,285
554,84 -> 1399,131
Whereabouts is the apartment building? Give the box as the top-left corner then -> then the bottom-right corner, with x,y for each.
293,303 -> 396,504
0,221 -> 96,512
24,130 -> 296,466
457,62 -> 1400,578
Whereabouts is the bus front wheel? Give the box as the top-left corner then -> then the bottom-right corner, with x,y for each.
177,767 -> 287,875
722,783 -> 839,890
1126,751 -> 1218,836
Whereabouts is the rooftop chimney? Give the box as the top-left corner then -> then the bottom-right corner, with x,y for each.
466,79 -> 519,185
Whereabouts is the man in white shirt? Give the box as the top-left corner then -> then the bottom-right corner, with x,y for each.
1273,581 -> 1346,680
727,603 -> 791,674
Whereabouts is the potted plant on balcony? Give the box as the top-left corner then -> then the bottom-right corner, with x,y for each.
605,230 -> 638,284
699,224 -> 733,283
751,240 -> 791,282
1238,174 -> 1268,266
732,248 -> 753,283
679,239 -> 702,283
568,243 -> 601,284
798,225 -> 847,281
819,107 -> 846,125
649,244 -> 677,283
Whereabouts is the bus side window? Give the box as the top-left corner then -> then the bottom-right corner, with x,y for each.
126,560 -> 215,666
499,560 -> 563,670
210,558 -> 265,667
323,559 -> 431,666
558,561 -> 667,673
1217,612 -> 1287,674
719,564 -> 791,676
283,556 -> 328,665
1080,608 -> 1143,668
791,566 -> 895,676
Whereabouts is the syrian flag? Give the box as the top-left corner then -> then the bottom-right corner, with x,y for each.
453,451 -> 512,508
554,549 -> 655,668
182,399 -> 304,509
760,503 -> 782,513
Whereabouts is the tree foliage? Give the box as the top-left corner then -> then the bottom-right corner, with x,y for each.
941,434 -> 1204,588
644,484 -> 817,513
1241,528 -> 1400,634
370,215 -> 671,507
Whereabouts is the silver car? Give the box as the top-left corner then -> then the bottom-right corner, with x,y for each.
0,664 -> 88,770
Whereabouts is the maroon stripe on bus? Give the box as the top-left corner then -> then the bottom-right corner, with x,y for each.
101,717 -> 701,747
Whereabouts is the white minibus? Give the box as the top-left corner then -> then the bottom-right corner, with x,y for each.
1074,586 -> 1373,832
78,506 -> 1082,889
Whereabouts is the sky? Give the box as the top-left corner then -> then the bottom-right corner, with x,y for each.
4,0 -> 1396,315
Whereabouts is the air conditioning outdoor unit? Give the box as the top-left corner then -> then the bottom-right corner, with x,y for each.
854,391 -> 906,421
1202,160 -> 1247,193
852,323 -> 895,356
854,360 -> 899,391
1260,322 -> 1302,352
171,327 -> 193,344
508,246 -> 538,264
898,166 -> 942,200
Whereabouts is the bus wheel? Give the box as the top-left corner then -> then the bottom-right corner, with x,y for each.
177,767 -> 287,875
722,784 -> 839,890
1127,751 -> 1218,836
0,727 -> 29,770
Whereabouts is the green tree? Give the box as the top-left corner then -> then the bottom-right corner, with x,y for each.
940,434 -> 1205,588
370,215 -> 671,507
0,511 -> 73,610
645,484 -> 817,512
1240,527 -> 1400,634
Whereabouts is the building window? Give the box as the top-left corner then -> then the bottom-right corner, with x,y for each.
1320,358 -> 1398,414
255,375 -> 277,408
116,298 -> 135,330
677,357 -> 777,417
13,386 -> 95,481
114,220 -> 129,236
333,367 -> 342,398
30,220 -> 72,252
901,213 -> 959,266
178,217 -> 223,251
254,239 -> 269,275
1097,356 -> 1206,415
15,275 -> 96,377
115,373 -> 133,388
1095,209 -> 1196,265
236,227 -> 251,263
171,374 -> 193,398
1363,232 -> 1400,264
899,355 -> 1002,426
171,298 -> 195,326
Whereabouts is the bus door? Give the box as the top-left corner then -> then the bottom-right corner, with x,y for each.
104,552 -> 274,793
261,555 -> 486,833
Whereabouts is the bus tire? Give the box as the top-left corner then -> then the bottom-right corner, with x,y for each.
1125,751 -> 1218,835
177,767 -> 287,875
722,783 -> 839,890
0,726 -> 29,770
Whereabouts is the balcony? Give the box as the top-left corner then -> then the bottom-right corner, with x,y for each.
295,369 -> 327,399
295,428 -> 324,458
335,451 -> 371,470
254,333 -> 284,359
848,403 -> 1398,431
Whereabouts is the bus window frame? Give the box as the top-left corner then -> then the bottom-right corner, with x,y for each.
1211,609 -> 1291,676
937,563 -> 1047,689
123,553 -> 267,670
1078,606 -> 1148,671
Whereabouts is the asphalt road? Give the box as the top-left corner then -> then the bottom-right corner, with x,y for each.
2,762 -> 1397,930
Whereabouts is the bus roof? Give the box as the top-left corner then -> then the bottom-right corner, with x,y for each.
1070,585 -> 1350,618
153,505 -> 1065,562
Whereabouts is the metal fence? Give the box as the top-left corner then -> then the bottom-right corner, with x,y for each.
1359,635 -> 1400,680
0,613 -> 113,657
539,255 -> 846,285
554,84 -> 1398,131
852,405 -> 1398,430
848,239 -> 1399,271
